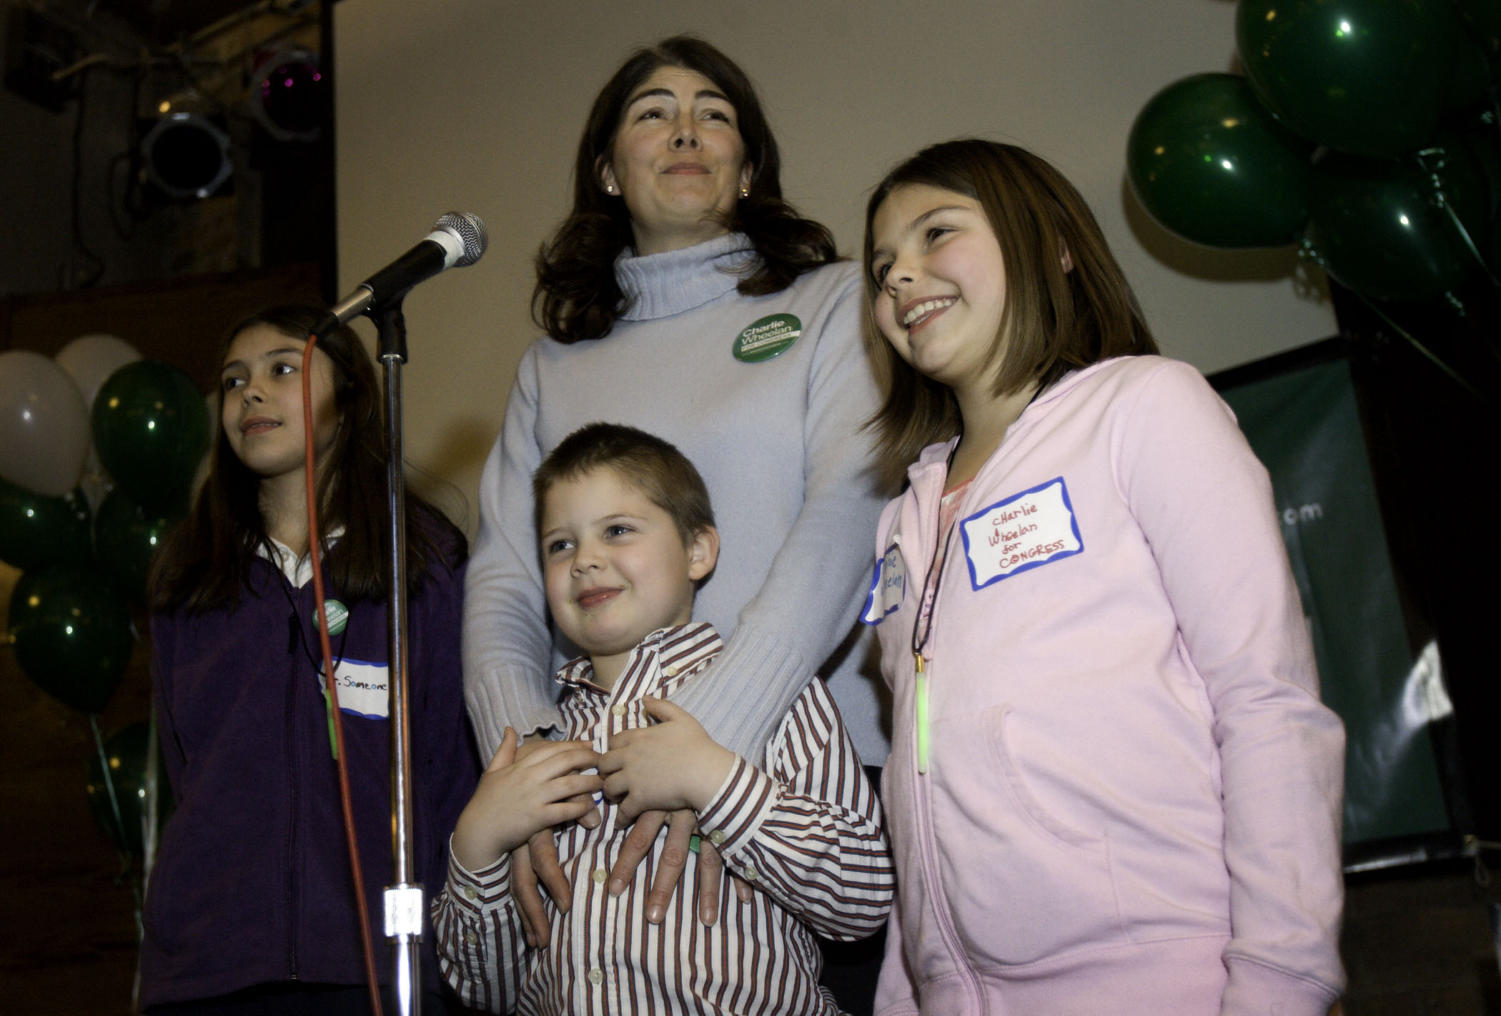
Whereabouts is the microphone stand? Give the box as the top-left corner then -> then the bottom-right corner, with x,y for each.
374,300 -> 423,1016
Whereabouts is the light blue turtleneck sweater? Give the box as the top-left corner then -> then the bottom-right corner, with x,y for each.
463,233 -> 890,764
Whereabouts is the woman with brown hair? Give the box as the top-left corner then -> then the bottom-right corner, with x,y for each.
461,34 -> 889,1007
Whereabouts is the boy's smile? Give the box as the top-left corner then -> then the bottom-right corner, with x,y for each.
539,465 -> 718,688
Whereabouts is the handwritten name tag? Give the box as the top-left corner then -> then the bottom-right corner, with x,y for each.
960,477 -> 1082,589
322,658 -> 390,719
861,542 -> 905,625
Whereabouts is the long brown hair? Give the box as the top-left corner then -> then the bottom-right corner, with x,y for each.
149,306 -> 460,613
862,139 -> 1158,482
533,35 -> 837,343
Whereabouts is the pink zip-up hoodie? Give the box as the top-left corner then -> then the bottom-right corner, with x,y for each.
863,356 -> 1345,1015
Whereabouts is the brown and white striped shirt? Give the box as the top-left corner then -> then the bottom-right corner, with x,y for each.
432,622 -> 893,1014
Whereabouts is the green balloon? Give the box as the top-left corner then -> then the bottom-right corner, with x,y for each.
8,565 -> 134,713
1128,72 -> 1314,248
1489,212 -> 1501,278
86,721 -> 163,855
1237,0 -> 1449,158
1306,147 -> 1490,300
1428,127 -> 1496,221
91,361 -> 209,515
1437,11 -> 1494,111
1453,0 -> 1501,40
94,489 -> 179,602
0,478 -> 92,571
1439,116 -> 1501,218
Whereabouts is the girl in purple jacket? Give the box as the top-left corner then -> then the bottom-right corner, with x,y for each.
858,140 -> 1345,1015
141,306 -> 476,1014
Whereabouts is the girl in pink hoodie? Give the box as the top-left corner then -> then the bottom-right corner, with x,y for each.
858,139 -> 1345,1016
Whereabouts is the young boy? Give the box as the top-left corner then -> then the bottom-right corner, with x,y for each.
432,423 -> 893,1015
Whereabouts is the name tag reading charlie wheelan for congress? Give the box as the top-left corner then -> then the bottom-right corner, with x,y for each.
960,477 -> 1082,589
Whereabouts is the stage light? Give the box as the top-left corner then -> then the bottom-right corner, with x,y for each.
139,105 -> 233,200
248,45 -> 323,142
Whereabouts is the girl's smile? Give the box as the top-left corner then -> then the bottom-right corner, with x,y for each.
869,183 -> 1010,397
239,413 -> 281,437
899,295 -> 959,332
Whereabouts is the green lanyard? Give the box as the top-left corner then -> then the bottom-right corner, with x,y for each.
911,447 -> 961,775
913,654 -> 931,774
280,575 -> 349,760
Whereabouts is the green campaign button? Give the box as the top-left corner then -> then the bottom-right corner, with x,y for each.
733,313 -> 801,362
313,598 -> 348,636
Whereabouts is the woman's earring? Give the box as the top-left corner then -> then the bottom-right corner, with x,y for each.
739,187 -> 749,199
605,184 -> 617,195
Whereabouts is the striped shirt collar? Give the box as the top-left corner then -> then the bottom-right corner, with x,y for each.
553,621 -> 721,695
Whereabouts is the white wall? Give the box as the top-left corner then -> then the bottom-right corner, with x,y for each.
334,0 -> 1335,531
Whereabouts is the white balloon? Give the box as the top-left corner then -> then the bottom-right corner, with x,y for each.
55,333 -> 142,414
0,350 -> 91,496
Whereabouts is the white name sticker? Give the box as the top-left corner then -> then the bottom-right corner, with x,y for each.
322,658 -> 390,719
861,542 -> 905,625
960,477 -> 1082,589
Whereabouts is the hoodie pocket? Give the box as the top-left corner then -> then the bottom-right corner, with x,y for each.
933,704 -> 1128,967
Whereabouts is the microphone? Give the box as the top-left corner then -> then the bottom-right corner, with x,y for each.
323,212 -> 488,328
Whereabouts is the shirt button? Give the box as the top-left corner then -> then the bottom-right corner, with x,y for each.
709,830 -> 726,846
610,704 -> 627,717
742,866 -> 758,881
592,868 -> 608,884
462,886 -> 478,901
588,968 -> 604,985
464,931 -> 478,946
662,665 -> 679,678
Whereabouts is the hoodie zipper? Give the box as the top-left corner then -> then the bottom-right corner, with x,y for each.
906,469 -> 985,1010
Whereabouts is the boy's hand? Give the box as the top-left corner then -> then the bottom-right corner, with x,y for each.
510,736 -> 602,948
599,698 -> 736,817
450,727 -> 602,873
598,700 -> 754,925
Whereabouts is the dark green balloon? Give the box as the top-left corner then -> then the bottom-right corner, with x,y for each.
1489,212 -> 1501,278
1237,0 -> 1448,158
1127,72 -> 1314,248
85,721 -> 158,855
8,565 -> 134,713
0,479 -> 92,571
91,361 -> 209,515
1306,147 -> 1490,300
1437,10 -> 1494,111
1453,0 -> 1501,40
1427,127 -> 1496,220
94,488 -> 179,603
1439,117 -> 1501,218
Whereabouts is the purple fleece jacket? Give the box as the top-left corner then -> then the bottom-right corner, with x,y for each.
140,515 -> 476,1006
